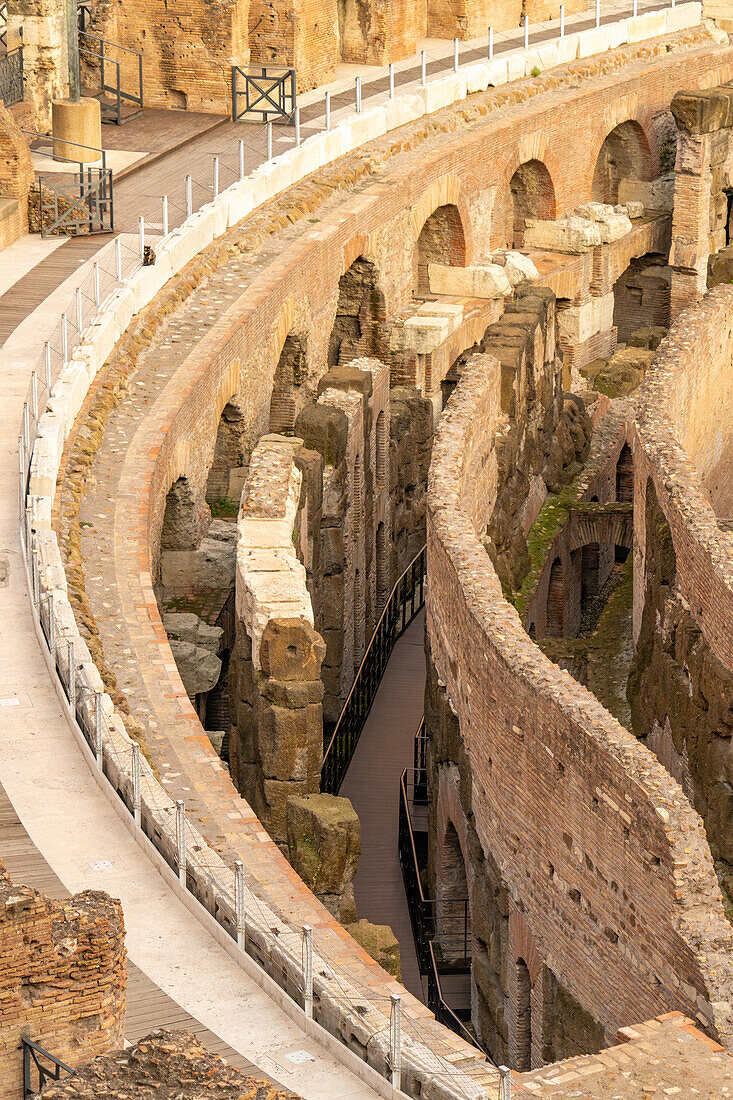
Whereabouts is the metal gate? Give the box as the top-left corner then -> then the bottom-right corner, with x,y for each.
23,1038 -> 72,1097
38,166 -> 114,237
0,45 -> 23,106
231,65 -> 296,123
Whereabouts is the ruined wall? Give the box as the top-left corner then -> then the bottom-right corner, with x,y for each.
0,103 -> 33,248
249,0 -> 337,93
87,0 -> 248,112
426,341 -> 733,1065
0,866 -> 126,1100
6,0 -> 68,127
669,83 -> 733,318
631,284 -> 733,907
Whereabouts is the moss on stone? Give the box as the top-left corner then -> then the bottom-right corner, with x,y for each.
510,476 -> 583,621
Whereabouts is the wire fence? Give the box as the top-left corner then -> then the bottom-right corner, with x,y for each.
14,0 -> 692,1091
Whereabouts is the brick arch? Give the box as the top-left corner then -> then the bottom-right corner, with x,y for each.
508,910 -> 543,986
327,254 -> 389,367
493,149 -> 562,250
410,175 -> 474,262
591,118 -> 656,205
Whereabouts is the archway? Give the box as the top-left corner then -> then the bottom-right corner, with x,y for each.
436,820 -> 470,967
269,332 -> 307,435
206,401 -> 247,506
616,443 -> 634,503
328,257 -> 387,367
592,120 -> 653,205
161,476 -> 200,550
505,160 -> 556,249
414,204 -> 467,298
547,557 -> 565,636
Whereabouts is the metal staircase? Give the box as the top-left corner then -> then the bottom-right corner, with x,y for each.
79,31 -> 143,124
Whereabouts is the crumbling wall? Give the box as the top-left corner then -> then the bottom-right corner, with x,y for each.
0,103 -> 33,248
6,0 -> 68,127
0,865 -> 126,1100
426,338 -> 733,1065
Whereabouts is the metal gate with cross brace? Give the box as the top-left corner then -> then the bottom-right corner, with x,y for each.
231,65 -> 296,123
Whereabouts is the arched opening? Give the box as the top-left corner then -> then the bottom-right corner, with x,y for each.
612,253 -> 670,345
546,557 -> 565,637
581,542 -> 601,604
514,958 -> 532,1072
328,257 -> 387,367
338,0 -> 371,62
505,160 -> 556,249
206,401 -> 247,507
269,332 -> 307,435
414,204 -> 467,298
616,443 -> 634,503
437,821 -> 470,968
592,120 -> 653,206
376,521 -> 388,612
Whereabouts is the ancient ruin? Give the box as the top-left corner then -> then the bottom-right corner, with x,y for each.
4,1 -> 733,1097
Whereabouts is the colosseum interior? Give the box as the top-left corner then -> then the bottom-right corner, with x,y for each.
3,0 -> 733,1097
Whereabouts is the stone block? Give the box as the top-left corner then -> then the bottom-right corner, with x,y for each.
382,94 -> 425,131
576,27 -> 612,58
524,216 -> 602,252
618,176 -> 674,211
259,617 -> 326,682
627,325 -> 667,350
418,73 -> 466,114
506,52 -> 526,82
666,1 -> 702,31
503,251 -> 539,286
169,640 -> 221,697
523,49 -> 544,76
627,9 -> 667,42
428,262 -> 512,299
163,611 -> 223,653
464,63 -> 490,94
346,920 -> 402,980
225,180 -> 255,228
394,313 -> 455,355
557,292 -> 614,344
339,106 -> 388,151
286,792 -> 361,896
535,42 -> 559,70
130,252 -> 173,314
556,33 -> 580,64
485,58 -> 508,86
607,18 -> 630,48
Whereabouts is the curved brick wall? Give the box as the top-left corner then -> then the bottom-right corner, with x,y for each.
634,285 -> 733,670
426,347 -> 733,1048
33,25 -> 733,1089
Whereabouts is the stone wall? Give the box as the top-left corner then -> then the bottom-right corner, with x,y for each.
6,0 -> 68,127
426,341 -> 733,1065
0,103 -> 33,249
669,82 -> 733,318
631,284 -> 733,909
0,865 -> 126,1100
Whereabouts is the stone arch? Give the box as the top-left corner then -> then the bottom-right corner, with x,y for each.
375,409 -> 387,489
514,958 -> 532,1071
269,331 -> 308,434
616,443 -> 634,503
592,119 -> 654,205
436,819 -> 470,967
328,256 -> 388,367
206,400 -> 248,504
376,520 -> 388,611
414,203 -> 467,298
504,160 -> 557,249
546,557 -> 565,636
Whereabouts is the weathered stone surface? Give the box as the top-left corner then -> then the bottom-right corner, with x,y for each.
286,793 -> 361,910
34,1028 -> 302,1099
162,611 -> 223,653
259,618 -> 326,681
169,640 -> 222,697
346,919 -> 402,980
709,243 -> 733,288
590,346 -> 655,397
627,325 -> 667,350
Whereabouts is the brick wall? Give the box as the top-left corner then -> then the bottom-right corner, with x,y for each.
426,347 -> 733,1056
0,103 -> 33,248
0,865 -> 126,1100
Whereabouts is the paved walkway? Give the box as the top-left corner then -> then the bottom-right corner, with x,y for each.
341,612 -> 426,999
0,0 -> 668,347
0,272 -> 382,1100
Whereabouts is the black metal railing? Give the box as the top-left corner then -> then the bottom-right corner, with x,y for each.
231,65 -> 296,123
321,545 -> 426,794
77,0 -> 91,32
0,1 -> 7,50
22,1038 -> 72,1097
79,32 -> 143,124
0,45 -> 23,105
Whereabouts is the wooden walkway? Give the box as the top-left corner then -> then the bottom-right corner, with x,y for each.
0,780 -> 283,1080
340,611 -> 426,999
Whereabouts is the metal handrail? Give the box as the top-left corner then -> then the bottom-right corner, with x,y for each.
79,31 -> 143,124
79,29 -> 143,57
22,1038 -> 73,1097
21,126 -> 108,170
321,545 -> 426,793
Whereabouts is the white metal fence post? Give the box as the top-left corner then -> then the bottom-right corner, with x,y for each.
94,260 -> 100,307
68,639 -> 75,715
524,16 -> 529,50
62,314 -> 68,367
30,371 -> 37,423
238,139 -> 245,180
186,175 -> 192,218
76,286 -> 83,333
176,800 -> 186,886
390,994 -> 402,1093
633,0 -> 638,14
139,216 -> 145,261
115,236 -> 122,281
453,37 -> 459,71
94,691 -> 103,767
162,194 -> 169,237
47,591 -> 55,656
499,1065 -> 511,1100
421,50 -> 426,86
389,62 -> 394,98
560,4 -> 565,36
213,156 -> 219,197
325,91 -> 331,130
132,741 -> 141,826
596,0 -> 600,26
295,105 -> 301,143
31,542 -> 39,607
303,925 -> 313,1019
267,121 -> 273,160
355,77 -> 361,113
44,341 -> 51,392
489,25 -> 493,59
234,859 -> 246,950
22,402 -> 29,455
